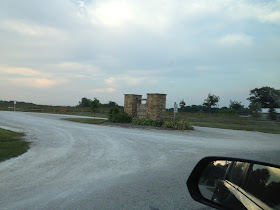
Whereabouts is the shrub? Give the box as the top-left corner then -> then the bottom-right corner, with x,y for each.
162,119 -> 193,130
132,118 -> 163,127
132,118 -> 193,130
112,112 -> 132,123
108,108 -> 132,123
108,107 -> 119,121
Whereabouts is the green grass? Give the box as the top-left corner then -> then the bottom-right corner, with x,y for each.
64,113 -> 280,134
0,128 -> 30,162
170,112 -> 280,134
62,118 -> 108,125
64,112 -> 108,118
0,104 -> 109,118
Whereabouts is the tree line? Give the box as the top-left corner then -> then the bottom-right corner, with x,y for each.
0,100 -> 35,105
78,86 -> 280,120
77,97 -> 120,112
176,86 -> 280,120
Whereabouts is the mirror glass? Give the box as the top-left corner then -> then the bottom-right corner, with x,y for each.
198,160 -> 280,210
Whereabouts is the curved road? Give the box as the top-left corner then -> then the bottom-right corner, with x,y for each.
0,111 -> 279,209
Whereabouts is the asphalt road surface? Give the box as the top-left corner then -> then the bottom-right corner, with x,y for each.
0,111 -> 279,210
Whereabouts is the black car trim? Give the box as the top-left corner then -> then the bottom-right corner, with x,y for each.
223,180 -> 272,210
187,156 -> 280,210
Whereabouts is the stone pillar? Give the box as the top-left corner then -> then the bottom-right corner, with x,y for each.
124,94 -> 142,118
146,93 -> 167,121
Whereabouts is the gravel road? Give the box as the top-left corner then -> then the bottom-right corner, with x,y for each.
0,111 -> 279,210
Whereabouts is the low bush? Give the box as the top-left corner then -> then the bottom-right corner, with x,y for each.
111,112 -> 132,123
108,108 -> 132,123
132,118 -> 163,127
132,118 -> 193,130
162,119 -> 193,130
108,107 -> 119,121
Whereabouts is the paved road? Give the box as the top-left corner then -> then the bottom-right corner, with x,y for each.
0,111 -> 279,210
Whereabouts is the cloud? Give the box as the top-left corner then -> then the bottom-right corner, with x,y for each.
195,65 -> 217,71
89,88 -> 116,93
104,76 -> 158,86
231,1 -> 280,25
54,62 -> 100,78
77,0 -> 175,32
219,34 -> 253,47
0,0 -> 279,107
8,78 -> 67,88
57,62 -> 98,71
89,1 -> 133,27
76,0 -> 280,32
0,66 -> 51,77
0,66 -> 69,88
104,77 -> 116,85
0,20 -> 64,37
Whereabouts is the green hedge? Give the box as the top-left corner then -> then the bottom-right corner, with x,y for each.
108,108 -> 132,123
132,118 -> 163,127
162,119 -> 193,130
132,118 -> 193,130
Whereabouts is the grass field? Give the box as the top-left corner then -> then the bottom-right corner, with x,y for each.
64,112 -> 108,118
0,104 -> 109,116
169,112 -> 280,134
1,103 -> 279,134
0,128 -> 29,162
62,118 -> 108,125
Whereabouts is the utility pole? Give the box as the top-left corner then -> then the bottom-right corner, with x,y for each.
174,102 -> 178,121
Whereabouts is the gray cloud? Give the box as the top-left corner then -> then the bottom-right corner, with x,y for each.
0,0 -> 279,106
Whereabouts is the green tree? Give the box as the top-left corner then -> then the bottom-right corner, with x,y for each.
91,97 -> 100,112
248,87 -> 280,108
229,100 -> 244,113
108,107 -> 119,121
78,97 -> 92,107
203,93 -> 220,113
268,105 -> 278,120
249,102 -> 262,119
248,87 -> 280,120
179,99 -> 186,111
107,101 -> 118,107
219,107 -> 235,115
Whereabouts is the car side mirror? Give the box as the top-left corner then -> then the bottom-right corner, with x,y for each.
187,157 -> 280,210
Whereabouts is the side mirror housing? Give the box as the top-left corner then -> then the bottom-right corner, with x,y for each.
187,157 -> 280,210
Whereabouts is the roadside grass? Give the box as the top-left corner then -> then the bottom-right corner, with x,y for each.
0,104 -> 109,118
0,128 -> 29,162
64,112 -> 108,118
170,112 -> 280,134
62,118 -> 108,125
63,112 -> 280,134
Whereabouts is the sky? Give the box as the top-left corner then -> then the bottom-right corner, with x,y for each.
0,0 -> 280,108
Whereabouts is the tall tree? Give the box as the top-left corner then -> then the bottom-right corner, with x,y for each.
78,97 -> 92,107
179,99 -> 186,111
268,105 -> 278,121
91,97 -> 100,112
107,101 -> 118,107
203,93 -> 220,112
248,87 -> 280,108
229,100 -> 244,113
249,102 -> 262,119
248,87 -> 280,120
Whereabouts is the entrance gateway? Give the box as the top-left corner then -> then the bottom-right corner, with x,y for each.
124,93 -> 167,121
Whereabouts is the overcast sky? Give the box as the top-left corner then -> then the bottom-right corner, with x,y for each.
0,0 -> 279,108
